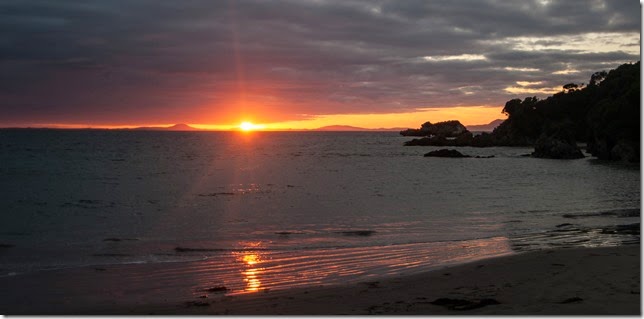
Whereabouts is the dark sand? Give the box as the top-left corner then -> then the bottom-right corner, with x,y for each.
0,245 -> 639,315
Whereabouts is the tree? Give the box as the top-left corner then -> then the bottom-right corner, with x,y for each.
562,83 -> 579,93
589,71 -> 607,86
502,98 -> 522,116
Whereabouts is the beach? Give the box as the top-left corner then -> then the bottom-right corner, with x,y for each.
1,245 -> 639,315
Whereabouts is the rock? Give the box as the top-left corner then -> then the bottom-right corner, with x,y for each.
424,149 -> 470,158
400,120 -> 468,137
587,138 -> 639,163
103,237 -> 138,242
558,297 -> 583,304
404,133 -> 474,147
434,121 -> 468,137
609,140 -> 639,162
404,137 -> 436,146
205,286 -> 229,293
339,230 -> 376,236
531,136 -> 584,159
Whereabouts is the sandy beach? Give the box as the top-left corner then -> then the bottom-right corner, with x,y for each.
1,245 -> 639,315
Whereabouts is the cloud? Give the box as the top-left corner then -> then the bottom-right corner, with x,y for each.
552,69 -> 580,75
481,32 -> 640,55
504,84 -> 562,95
0,0 -> 640,125
423,54 -> 488,62
504,67 -> 541,72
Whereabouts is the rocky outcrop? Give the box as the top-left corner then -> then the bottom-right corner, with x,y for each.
403,62 -> 639,162
531,136 -> 584,159
404,131 -> 474,146
424,149 -> 470,158
400,120 -> 468,137
587,138 -> 639,163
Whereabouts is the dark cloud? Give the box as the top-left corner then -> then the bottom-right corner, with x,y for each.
0,0 -> 640,125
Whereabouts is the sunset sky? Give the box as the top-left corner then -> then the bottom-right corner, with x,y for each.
0,0 -> 640,129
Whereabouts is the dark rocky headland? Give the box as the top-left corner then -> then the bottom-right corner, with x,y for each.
402,62 -> 640,162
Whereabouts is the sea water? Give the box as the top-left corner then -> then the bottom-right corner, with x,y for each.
0,130 -> 639,293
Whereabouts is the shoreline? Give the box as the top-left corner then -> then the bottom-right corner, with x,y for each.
0,244 -> 639,315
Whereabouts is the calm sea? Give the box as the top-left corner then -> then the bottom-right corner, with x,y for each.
0,130 -> 639,293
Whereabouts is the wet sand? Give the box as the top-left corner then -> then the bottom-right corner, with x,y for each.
0,245 -> 639,315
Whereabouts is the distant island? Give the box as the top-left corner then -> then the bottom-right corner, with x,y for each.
402,62 -> 640,162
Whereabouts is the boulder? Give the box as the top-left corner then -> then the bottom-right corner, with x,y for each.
424,149 -> 470,158
609,141 -> 639,162
587,138 -> 639,163
532,136 -> 584,159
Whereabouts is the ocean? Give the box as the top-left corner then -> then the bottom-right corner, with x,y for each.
0,130 -> 639,294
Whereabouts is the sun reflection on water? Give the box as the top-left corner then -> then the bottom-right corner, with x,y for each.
242,253 -> 259,265
243,268 -> 262,292
236,251 -> 264,292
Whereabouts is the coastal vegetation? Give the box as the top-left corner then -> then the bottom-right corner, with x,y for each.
402,62 -> 640,162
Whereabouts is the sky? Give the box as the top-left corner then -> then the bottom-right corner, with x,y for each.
0,0 -> 640,129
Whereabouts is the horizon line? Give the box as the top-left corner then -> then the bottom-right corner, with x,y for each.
0,119 -> 504,132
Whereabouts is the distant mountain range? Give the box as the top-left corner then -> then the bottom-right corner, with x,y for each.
314,125 -> 407,131
132,123 -> 199,131
465,119 -> 504,132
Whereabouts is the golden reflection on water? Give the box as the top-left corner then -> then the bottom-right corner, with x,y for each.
223,237 -> 515,294
243,268 -> 261,292
236,251 -> 264,292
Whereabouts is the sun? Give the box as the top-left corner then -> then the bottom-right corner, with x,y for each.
239,121 -> 264,131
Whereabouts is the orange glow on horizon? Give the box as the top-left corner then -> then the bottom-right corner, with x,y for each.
260,105 -> 504,130
5,105 -> 504,131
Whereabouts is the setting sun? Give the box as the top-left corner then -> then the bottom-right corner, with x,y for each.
239,121 -> 264,131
